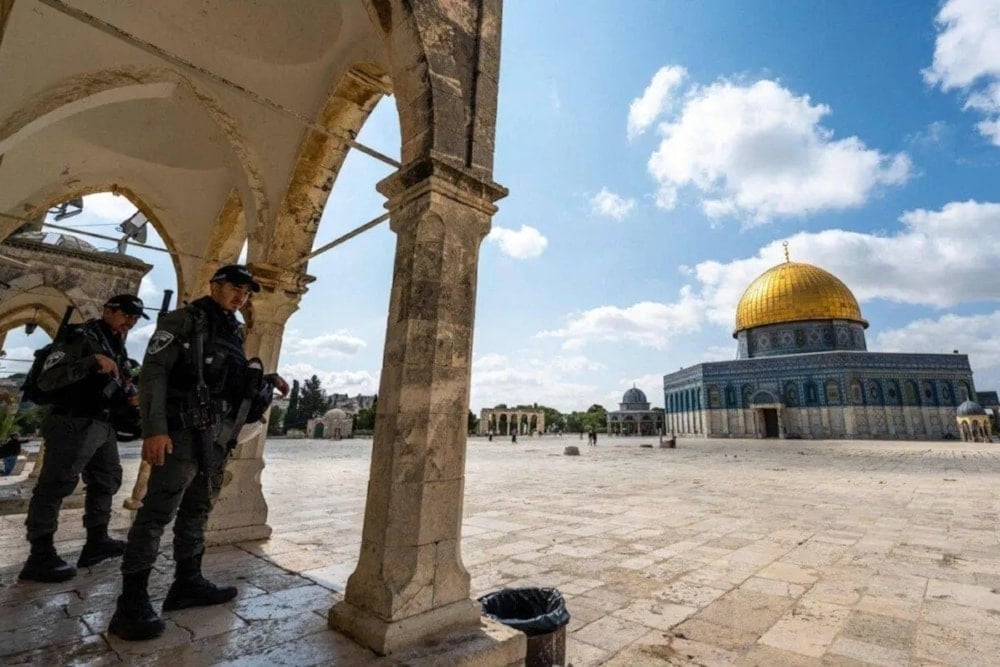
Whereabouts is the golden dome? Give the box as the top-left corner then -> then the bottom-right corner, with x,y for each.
734,261 -> 867,335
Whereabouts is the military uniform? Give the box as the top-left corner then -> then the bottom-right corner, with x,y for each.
121,295 -> 248,575
20,306 -> 143,583
110,266 -> 276,641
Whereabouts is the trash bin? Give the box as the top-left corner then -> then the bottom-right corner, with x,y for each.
479,587 -> 570,667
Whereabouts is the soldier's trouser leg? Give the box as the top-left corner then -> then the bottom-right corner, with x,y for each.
26,416 -> 113,541
173,446 -> 226,563
121,454 -> 198,575
81,424 -> 122,529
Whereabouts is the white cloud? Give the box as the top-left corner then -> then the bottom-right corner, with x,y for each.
81,192 -> 137,222
487,225 -> 548,259
874,311 -> 1000,366
1,346 -> 37,373
538,287 -> 704,351
645,77 -> 910,223
539,200 -> 1000,351
924,0 -> 1000,145
286,331 -> 366,358
628,65 -> 687,139
470,353 -> 601,412
138,275 -> 158,302
278,362 -> 379,394
125,323 -> 156,360
590,188 -> 636,220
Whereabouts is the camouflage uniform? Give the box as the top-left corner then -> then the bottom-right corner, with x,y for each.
121,295 -> 247,574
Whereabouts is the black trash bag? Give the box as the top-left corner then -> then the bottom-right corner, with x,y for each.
478,587 -> 570,637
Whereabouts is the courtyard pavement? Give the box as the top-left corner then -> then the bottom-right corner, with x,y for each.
1,435 -> 999,665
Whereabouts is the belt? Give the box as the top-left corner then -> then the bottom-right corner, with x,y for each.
50,406 -> 112,422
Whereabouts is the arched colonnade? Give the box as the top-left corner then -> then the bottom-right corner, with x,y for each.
0,0 -> 513,657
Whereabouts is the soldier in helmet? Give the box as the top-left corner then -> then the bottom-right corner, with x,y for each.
20,294 -> 147,583
109,265 -> 288,641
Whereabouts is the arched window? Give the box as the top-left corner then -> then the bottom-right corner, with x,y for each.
784,382 -> 798,407
904,380 -> 919,405
707,385 -> 722,408
921,380 -> 936,405
741,384 -> 754,408
804,381 -> 818,405
867,380 -> 883,405
824,379 -> 841,405
725,384 -> 736,408
885,380 -> 900,404
941,382 -> 954,405
957,380 -> 971,403
850,379 -> 864,405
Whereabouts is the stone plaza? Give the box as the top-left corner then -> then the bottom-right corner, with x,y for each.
2,435 -> 998,665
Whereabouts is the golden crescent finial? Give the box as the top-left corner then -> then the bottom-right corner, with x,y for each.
782,241 -> 790,263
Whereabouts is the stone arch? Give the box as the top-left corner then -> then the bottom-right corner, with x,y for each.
15,185 -> 187,297
0,67 -> 268,239
0,302 -> 65,340
251,62 -> 390,270
364,0 -> 499,170
750,390 -> 779,406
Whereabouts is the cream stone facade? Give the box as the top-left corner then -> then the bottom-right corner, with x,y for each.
1,1 -> 522,659
478,407 -> 545,435
307,408 -> 354,440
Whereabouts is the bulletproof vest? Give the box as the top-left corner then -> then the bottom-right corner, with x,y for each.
189,298 -> 248,405
52,320 -> 128,412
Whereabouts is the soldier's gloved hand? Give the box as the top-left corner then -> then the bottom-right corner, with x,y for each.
265,373 -> 289,397
142,434 -> 173,466
94,354 -> 120,377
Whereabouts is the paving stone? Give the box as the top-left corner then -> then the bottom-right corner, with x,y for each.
4,437 -> 1000,663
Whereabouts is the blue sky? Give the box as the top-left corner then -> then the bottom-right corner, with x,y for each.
5,0 -> 1000,413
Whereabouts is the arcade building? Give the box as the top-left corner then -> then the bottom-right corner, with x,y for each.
663,253 -> 976,440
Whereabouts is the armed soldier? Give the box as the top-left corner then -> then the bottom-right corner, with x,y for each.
109,264 -> 287,641
19,294 -> 147,583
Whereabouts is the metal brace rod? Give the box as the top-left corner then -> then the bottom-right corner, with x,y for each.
292,213 -> 390,267
37,0 -> 401,169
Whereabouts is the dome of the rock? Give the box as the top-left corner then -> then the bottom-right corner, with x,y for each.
734,261 -> 867,335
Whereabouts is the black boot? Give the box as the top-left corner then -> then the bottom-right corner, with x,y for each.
108,569 -> 166,641
19,534 -> 76,583
162,554 -> 237,611
77,525 -> 126,567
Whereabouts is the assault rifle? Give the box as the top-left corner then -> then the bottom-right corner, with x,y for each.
191,316 -> 215,497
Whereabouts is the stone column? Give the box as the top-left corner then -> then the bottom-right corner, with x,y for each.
205,265 -> 307,545
329,158 -> 505,654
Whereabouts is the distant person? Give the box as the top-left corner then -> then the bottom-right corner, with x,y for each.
1,432 -> 28,476
588,428 -> 597,446
511,430 -> 517,444
487,430 -> 493,442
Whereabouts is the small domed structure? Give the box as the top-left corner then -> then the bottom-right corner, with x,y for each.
622,387 -> 647,406
956,400 -> 991,443
607,385 -> 662,437
324,408 -> 348,420
956,400 -> 986,417
307,407 -> 353,440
